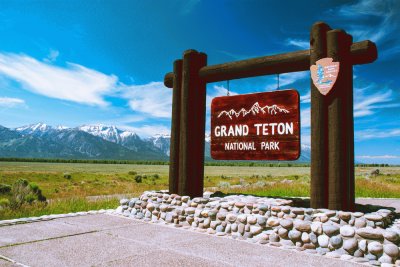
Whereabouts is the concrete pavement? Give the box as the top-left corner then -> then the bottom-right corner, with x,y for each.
0,213 -> 365,267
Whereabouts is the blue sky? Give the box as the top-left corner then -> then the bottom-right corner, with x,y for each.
0,0 -> 399,164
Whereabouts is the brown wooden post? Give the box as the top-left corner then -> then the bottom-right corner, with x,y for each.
327,30 -> 354,211
169,59 -> 183,194
310,22 -> 331,209
178,50 -> 207,197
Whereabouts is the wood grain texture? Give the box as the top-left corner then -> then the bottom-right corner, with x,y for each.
164,40 -> 377,88
178,50 -> 207,197
168,59 -> 182,194
211,90 -> 300,161
327,30 -> 355,211
310,22 -> 330,209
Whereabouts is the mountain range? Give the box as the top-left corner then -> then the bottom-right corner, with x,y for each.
217,102 -> 289,120
0,123 -> 311,162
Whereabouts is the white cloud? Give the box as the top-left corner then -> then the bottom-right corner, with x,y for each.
300,90 -> 311,103
334,0 -> 400,58
286,38 -> 309,50
356,128 -> 400,141
122,82 -> 172,118
356,155 -> 400,159
354,85 -> 398,118
0,53 -> 117,106
119,124 -> 170,137
300,108 -> 310,128
43,49 -> 60,63
0,97 -> 26,108
267,71 -> 308,90
206,85 -> 238,110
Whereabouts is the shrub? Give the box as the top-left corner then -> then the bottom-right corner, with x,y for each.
63,173 -> 72,179
153,174 -> 160,179
128,171 -> 137,175
218,181 -> 231,188
9,179 -> 46,209
134,175 -> 142,183
0,183 -> 11,194
0,198 -> 10,208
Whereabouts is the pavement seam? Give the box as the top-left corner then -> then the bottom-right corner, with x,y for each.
106,214 -> 367,267
0,221 -> 146,248
0,254 -> 30,267
0,230 -> 99,249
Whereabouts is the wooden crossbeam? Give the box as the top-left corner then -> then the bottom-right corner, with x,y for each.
164,40 -> 377,88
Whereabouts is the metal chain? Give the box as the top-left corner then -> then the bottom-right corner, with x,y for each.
227,80 -> 230,96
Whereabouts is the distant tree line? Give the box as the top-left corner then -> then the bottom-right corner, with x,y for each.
0,158 -> 396,167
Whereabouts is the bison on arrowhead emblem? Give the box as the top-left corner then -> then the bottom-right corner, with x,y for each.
310,58 -> 340,96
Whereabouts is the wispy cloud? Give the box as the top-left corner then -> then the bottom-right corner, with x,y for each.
180,0 -> 200,15
356,155 -> 400,159
286,38 -> 309,50
121,82 -> 172,118
354,85 -> 398,118
301,108 -> 310,128
43,49 -> 59,63
332,0 -> 400,58
0,53 -> 117,106
356,128 -> 400,141
0,97 -> 26,108
300,90 -> 311,103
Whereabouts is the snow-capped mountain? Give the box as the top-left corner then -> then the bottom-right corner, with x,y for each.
78,125 -> 128,144
15,123 -> 55,137
148,134 -> 171,156
218,102 -> 289,120
2,123 -> 312,162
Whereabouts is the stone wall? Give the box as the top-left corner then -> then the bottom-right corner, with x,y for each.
116,191 -> 400,266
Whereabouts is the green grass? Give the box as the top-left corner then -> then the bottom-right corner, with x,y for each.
0,162 -> 399,220
0,197 -> 118,220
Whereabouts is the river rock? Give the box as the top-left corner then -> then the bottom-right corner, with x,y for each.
368,241 -> 384,256
278,227 -> 288,239
269,233 -> 280,242
340,225 -> 355,237
343,238 -> 358,253
355,218 -> 367,228
330,235 -> 343,249
250,225 -> 263,235
238,214 -> 247,223
383,231 -> 399,243
257,216 -> 266,226
365,214 -> 383,222
383,243 -> 399,258
301,232 -> 310,243
311,222 -> 323,235
267,217 -> 280,227
322,224 -> 339,236
318,235 -> 330,248
280,219 -> 293,229
288,229 -> 301,242
356,240 -> 367,253
357,228 -> 383,240
379,254 -> 394,264
338,211 -> 351,221
294,220 -> 311,232
309,232 -> 318,244
292,208 -> 304,215
226,213 -> 237,223
247,215 -> 257,225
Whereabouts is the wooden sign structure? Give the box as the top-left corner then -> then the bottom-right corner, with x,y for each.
211,90 -> 300,160
163,22 -> 377,211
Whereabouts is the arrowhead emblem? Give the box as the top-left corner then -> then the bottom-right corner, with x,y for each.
310,58 -> 340,96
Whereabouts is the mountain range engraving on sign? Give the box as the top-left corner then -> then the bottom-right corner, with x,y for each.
211,89 -> 300,160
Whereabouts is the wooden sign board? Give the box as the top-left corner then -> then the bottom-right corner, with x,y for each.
211,90 -> 300,160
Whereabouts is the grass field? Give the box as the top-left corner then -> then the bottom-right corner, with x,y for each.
0,162 -> 399,220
